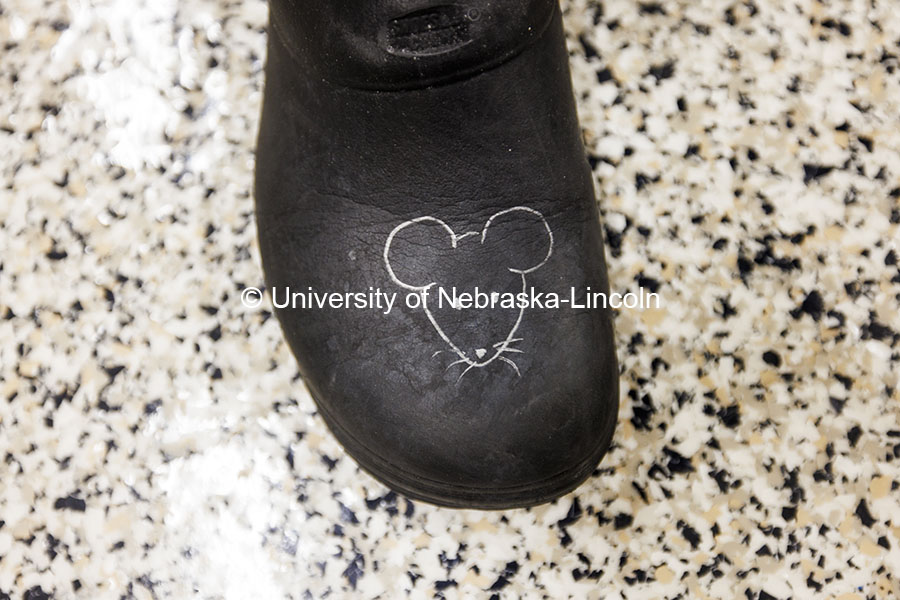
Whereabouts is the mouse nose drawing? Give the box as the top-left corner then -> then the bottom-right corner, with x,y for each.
384,206 -> 553,382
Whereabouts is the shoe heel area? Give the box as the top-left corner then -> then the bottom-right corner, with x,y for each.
268,0 -> 558,90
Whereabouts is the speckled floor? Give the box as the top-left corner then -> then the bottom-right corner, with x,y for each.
1,0 -> 899,598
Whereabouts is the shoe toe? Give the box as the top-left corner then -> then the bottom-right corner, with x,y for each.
301,307 -> 618,508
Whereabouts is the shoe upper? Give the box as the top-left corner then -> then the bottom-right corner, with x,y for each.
255,2 -> 619,504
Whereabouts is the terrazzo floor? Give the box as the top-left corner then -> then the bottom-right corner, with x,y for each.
1,0 -> 899,598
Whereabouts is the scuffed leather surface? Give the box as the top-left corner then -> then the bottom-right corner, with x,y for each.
255,5 -> 619,493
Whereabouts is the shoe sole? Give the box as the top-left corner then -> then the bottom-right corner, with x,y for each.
309,383 -> 618,509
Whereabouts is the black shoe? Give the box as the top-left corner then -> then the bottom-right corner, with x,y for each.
254,0 -> 619,509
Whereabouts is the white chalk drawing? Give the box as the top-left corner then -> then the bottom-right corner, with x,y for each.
384,206 -> 553,382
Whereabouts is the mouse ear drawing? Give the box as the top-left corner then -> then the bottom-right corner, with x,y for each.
384,216 -> 455,291
385,207 -> 554,291
480,206 -> 554,274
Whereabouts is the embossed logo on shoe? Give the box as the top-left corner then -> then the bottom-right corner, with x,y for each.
386,5 -> 474,57
384,207 -> 553,382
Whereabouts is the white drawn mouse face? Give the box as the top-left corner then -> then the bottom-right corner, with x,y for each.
384,207 -> 553,382
427,236 -> 524,364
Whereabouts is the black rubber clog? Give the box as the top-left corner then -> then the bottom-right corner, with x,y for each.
254,0 -> 619,509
